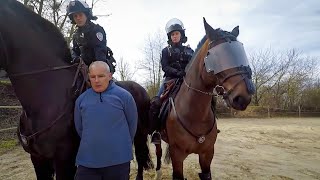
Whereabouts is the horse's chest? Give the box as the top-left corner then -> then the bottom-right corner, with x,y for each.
166,114 -> 217,153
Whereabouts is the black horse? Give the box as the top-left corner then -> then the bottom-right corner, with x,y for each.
0,0 -> 152,179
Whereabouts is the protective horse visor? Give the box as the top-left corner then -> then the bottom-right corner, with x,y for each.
204,41 -> 249,74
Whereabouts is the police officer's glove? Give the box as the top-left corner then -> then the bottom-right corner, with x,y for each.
71,57 -> 80,64
177,71 -> 186,78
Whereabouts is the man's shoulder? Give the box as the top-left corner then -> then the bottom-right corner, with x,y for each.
76,88 -> 93,103
111,84 -> 133,100
113,84 -> 131,95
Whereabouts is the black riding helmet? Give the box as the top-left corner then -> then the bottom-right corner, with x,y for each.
66,0 -> 97,24
165,18 -> 188,44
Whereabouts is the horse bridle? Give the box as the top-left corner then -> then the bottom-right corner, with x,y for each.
17,60 -> 87,147
0,31 -> 80,146
183,40 -> 254,99
15,61 -> 81,147
214,65 -> 253,99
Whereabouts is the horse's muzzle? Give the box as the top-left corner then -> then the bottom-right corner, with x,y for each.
230,95 -> 251,111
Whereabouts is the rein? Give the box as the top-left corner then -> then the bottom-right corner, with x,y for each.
16,61 -> 86,146
10,64 -> 78,77
183,78 -> 217,96
170,97 -> 216,144
19,109 -> 70,146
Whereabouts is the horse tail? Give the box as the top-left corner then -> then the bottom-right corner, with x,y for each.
164,144 -> 171,164
134,129 -> 154,170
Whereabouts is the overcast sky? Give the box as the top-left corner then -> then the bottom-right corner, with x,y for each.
89,0 -> 319,79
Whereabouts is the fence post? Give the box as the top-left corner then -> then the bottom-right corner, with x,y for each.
298,105 -> 301,118
268,106 -> 270,118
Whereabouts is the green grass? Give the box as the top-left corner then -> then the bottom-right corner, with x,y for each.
0,139 -> 19,154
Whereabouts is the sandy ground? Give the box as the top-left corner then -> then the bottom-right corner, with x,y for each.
0,118 -> 319,180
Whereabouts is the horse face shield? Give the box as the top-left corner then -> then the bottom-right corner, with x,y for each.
204,41 -> 248,74
204,41 -> 255,94
204,41 -> 255,110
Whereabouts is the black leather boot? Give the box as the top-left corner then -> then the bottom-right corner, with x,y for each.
151,131 -> 161,144
150,96 -> 162,131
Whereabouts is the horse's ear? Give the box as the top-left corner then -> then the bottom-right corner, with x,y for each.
231,26 -> 239,37
203,17 -> 216,40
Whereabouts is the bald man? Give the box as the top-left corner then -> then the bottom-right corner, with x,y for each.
74,61 -> 138,180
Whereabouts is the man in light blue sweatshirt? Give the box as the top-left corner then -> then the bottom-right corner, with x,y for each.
74,61 -> 138,180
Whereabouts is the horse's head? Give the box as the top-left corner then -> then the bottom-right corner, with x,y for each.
192,18 -> 255,110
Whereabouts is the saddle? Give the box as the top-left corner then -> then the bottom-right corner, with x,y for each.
158,78 -> 183,129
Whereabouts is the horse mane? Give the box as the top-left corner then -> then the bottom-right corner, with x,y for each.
185,35 -> 207,72
194,35 -> 207,56
2,0 -> 72,62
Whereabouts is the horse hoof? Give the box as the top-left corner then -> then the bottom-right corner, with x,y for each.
155,170 -> 162,180
199,172 -> 211,180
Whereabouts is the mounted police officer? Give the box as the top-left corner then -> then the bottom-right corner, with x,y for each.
151,18 -> 194,144
66,0 -> 116,73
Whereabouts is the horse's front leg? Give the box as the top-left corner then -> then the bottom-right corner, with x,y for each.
54,135 -> 78,180
170,146 -> 188,180
198,148 -> 214,180
30,155 -> 55,180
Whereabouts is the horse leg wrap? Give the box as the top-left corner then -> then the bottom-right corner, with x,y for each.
199,172 -> 212,180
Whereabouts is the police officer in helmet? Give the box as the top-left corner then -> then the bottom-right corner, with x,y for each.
151,18 -> 194,144
66,0 -> 116,73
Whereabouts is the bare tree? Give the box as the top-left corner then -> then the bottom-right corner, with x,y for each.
250,48 -> 318,110
19,0 -> 110,45
139,30 -> 166,97
249,47 -> 280,105
116,57 -> 134,81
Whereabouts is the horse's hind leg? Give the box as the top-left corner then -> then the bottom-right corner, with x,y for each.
31,155 -> 54,180
155,143 -> 162,180
198,150 -> 214,180
134,130 -> 154,180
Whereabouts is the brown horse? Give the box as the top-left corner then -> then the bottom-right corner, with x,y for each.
0,0 -> 152,180
154,18 -> 255,180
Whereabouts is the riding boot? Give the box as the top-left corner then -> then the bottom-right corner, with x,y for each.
151,131 -> 161,144
150,96 -> 162,144
198,172 -> 212,180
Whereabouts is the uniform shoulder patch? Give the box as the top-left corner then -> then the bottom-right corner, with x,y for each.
96,32 -> 104,41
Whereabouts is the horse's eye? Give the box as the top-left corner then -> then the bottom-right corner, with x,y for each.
207,52 -> 210,56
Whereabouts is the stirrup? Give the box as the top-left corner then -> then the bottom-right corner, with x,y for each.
151,131 -> 161,144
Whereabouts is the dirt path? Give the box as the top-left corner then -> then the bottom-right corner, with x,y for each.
1,118 -> 320,180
